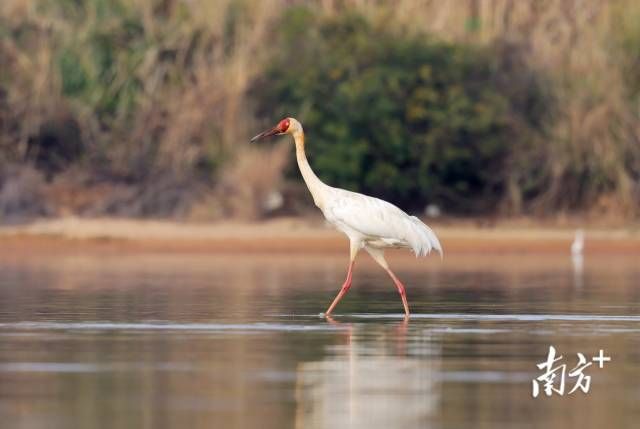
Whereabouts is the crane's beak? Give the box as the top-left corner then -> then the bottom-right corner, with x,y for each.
250,126 -> 281,142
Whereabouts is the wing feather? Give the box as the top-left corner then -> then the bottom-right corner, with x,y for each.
325,189 -> 442,257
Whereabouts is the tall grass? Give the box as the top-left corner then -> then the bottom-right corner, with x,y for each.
0,0 -> 639,220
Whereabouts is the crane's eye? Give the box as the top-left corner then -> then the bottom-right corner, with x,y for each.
278,118 -> 290,132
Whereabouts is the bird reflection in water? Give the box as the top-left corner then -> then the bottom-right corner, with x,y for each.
294,317 -> 440,429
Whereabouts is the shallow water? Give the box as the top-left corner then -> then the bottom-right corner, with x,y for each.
0,252 -> 638,429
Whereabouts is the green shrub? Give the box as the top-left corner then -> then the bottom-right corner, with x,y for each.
254,9 -> 547,213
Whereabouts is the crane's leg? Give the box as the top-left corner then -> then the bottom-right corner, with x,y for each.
325,240 -> 361,316
365,246 -> 410,316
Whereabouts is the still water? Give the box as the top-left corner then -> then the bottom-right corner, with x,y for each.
0,252 -> 638,428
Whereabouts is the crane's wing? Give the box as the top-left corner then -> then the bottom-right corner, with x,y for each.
325,189 -> 442,257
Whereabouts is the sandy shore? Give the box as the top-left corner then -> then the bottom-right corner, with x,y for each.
0,217 -> 639,255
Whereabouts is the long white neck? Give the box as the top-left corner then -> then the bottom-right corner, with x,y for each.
293,130 -> 328,208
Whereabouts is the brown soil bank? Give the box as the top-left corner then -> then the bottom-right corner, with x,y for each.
0,217 -> 638,255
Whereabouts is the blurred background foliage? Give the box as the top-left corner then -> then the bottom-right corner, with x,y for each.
255,8 -> 548,212
0,0 -> 639,222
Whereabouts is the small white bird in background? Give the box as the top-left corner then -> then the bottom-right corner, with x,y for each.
251,117 -> 442,316
571,229 -> 585,289
571,229 -> 585,256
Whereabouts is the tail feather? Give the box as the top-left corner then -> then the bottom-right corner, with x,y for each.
408,216 -> 443,258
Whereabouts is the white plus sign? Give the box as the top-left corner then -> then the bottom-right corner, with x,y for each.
592,349 -> 611,368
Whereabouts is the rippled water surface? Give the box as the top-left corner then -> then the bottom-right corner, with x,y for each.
0,252 -> 638,428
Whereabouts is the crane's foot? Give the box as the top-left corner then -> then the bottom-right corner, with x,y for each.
323,314 -> 340,326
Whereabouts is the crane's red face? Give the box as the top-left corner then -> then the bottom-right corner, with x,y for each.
250,118 -> 290,142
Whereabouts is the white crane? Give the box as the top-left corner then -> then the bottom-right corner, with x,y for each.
251,118 -> 442,316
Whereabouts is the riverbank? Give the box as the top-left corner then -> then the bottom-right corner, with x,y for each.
1,217 -> 639,255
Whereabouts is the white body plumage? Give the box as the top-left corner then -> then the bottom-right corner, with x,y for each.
321,187 -> 443,258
